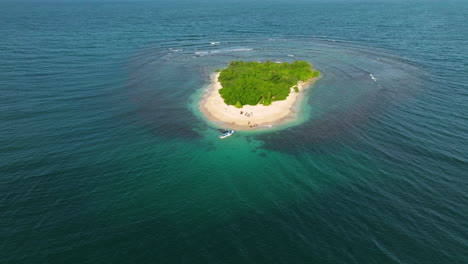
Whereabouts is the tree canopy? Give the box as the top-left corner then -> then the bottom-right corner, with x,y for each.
217,60 -> 318,108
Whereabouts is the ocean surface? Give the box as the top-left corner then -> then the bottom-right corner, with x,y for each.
1,1 -> 467,263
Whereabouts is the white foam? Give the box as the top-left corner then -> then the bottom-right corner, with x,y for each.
194,48 -> 253,56
287,54 -> 295,57
224,48 -> 253,52
210,42 -> 220,45
370,73 -> 377,82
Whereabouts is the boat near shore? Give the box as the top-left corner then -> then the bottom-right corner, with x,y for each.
219,130 -> 235,139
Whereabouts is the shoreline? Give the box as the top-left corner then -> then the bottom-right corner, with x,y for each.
199,72 -> 317,130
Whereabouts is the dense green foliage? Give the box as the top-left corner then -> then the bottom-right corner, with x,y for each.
217,60 -> 317,107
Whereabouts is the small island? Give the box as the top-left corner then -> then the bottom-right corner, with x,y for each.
199,60 -> 319,130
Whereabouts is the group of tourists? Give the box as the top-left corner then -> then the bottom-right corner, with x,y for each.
238,111 -> 258,128
240,111 -> 253,117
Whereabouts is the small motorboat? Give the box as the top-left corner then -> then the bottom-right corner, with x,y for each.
219,130 -> 235,139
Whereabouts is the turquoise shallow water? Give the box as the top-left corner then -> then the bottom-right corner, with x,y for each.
1,1 -> 467,263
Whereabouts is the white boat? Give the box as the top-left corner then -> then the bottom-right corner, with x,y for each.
219,130 -> 235,139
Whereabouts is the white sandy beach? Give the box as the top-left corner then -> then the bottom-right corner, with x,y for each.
199,72 -> 316,130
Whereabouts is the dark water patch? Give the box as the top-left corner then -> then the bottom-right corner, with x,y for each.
258,90 -> 385,153
123,49 -> 204,140
255,42 -> 428,153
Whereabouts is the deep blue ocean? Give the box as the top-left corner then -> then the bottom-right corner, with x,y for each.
1,1 -> 467,263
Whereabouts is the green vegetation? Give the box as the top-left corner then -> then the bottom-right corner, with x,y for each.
217,60 -> 318,108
